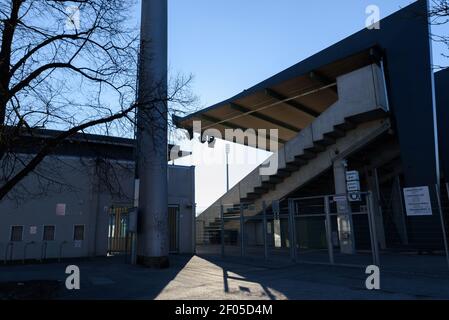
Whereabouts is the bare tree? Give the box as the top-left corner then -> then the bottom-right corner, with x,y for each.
0,0 -> 196,201
430,0 -> 449,69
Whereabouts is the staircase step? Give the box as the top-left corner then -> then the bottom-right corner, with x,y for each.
306,144 -> 326,153
335,120 -> 356,131
291,157 -> 308,166
316,135 -> 336,146
268,176 -> 284,184
261,181 -> 277,190
246,192 -> 260,199
275,168 -> 292,178
296,150 -> 317,161
325,129 -> 345,139
284,163 -> 301,172
254,186 -> 269,194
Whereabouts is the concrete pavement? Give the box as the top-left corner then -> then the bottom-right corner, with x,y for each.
0,255 -> 448,300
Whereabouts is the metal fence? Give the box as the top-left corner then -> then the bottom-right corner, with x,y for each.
196,184 -> 449,275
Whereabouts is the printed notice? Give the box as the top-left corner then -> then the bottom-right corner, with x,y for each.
403,186 -> 432,216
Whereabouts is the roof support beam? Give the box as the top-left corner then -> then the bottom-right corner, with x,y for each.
199,114 -> 243,131
229,103 -> 301,133
309,71 -> 338,94
265,88 -> 320,118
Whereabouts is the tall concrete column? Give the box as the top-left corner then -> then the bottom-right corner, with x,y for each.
136,0 -> 169,268
333,159 -> 356,254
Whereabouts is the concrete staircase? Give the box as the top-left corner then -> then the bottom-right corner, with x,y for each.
197,64 -> 391,243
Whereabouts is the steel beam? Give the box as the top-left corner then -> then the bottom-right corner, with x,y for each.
309,71 -> 338,94
230,103 -> 301,133
265,88 -> 320,118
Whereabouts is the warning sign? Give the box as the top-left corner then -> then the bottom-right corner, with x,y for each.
403,186 -> 433,216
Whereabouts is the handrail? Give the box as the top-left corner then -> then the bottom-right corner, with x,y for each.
23,241 -> 36,264
4,242 -> 13,264
288,192 -> 369,202
58,241 -> 68,262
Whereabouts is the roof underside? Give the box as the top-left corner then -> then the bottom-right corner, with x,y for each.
175,48 -> 379,148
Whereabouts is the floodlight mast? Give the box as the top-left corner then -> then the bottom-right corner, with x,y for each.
136,0 -> 169,268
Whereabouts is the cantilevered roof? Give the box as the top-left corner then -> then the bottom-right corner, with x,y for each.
176,0 -> 440,188
174,0 -> 437,153
174,47 -> 380,147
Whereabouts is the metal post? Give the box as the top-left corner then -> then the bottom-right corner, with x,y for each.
446,183 -> 449,203
288,199 -> 297,262
59,241 -> 67,263
240,204 -> 245,257
373,168 -> 386,249
396,176 -> 409,245
220,205 -> 225,257
333,159 -> 356,254
41,242 -> 48,262
225,144 -> 230,192
367,192 -> 380,266
263,201 -> 268,261
324,196 -> 335,265
435,184 -> 449,270
108,212 -> 112,255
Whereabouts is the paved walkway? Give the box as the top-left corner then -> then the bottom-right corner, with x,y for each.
0,255 -> 449,299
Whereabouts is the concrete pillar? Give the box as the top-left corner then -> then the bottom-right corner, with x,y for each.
333,159 -> 356,254
136,0 -> 169,268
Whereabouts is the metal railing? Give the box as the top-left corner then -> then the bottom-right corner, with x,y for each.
199,192 -> 380,268
0,240 -> 80,264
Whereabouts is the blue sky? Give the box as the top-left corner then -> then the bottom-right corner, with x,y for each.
134,0 -> 447,213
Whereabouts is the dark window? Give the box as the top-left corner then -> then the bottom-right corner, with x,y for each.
43,226 -> 55,241
74,225 -> 84,241
10,226 -> 23,242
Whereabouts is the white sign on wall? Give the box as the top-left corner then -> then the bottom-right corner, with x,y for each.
56,203 -> 66,216
347,180 -> 361,192
346,171 -> 360,182
30,226 -> 37,235
403,186 -> 433,216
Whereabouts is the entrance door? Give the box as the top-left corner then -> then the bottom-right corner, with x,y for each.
108,206 -> 131,254
168,206 -> 180,253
